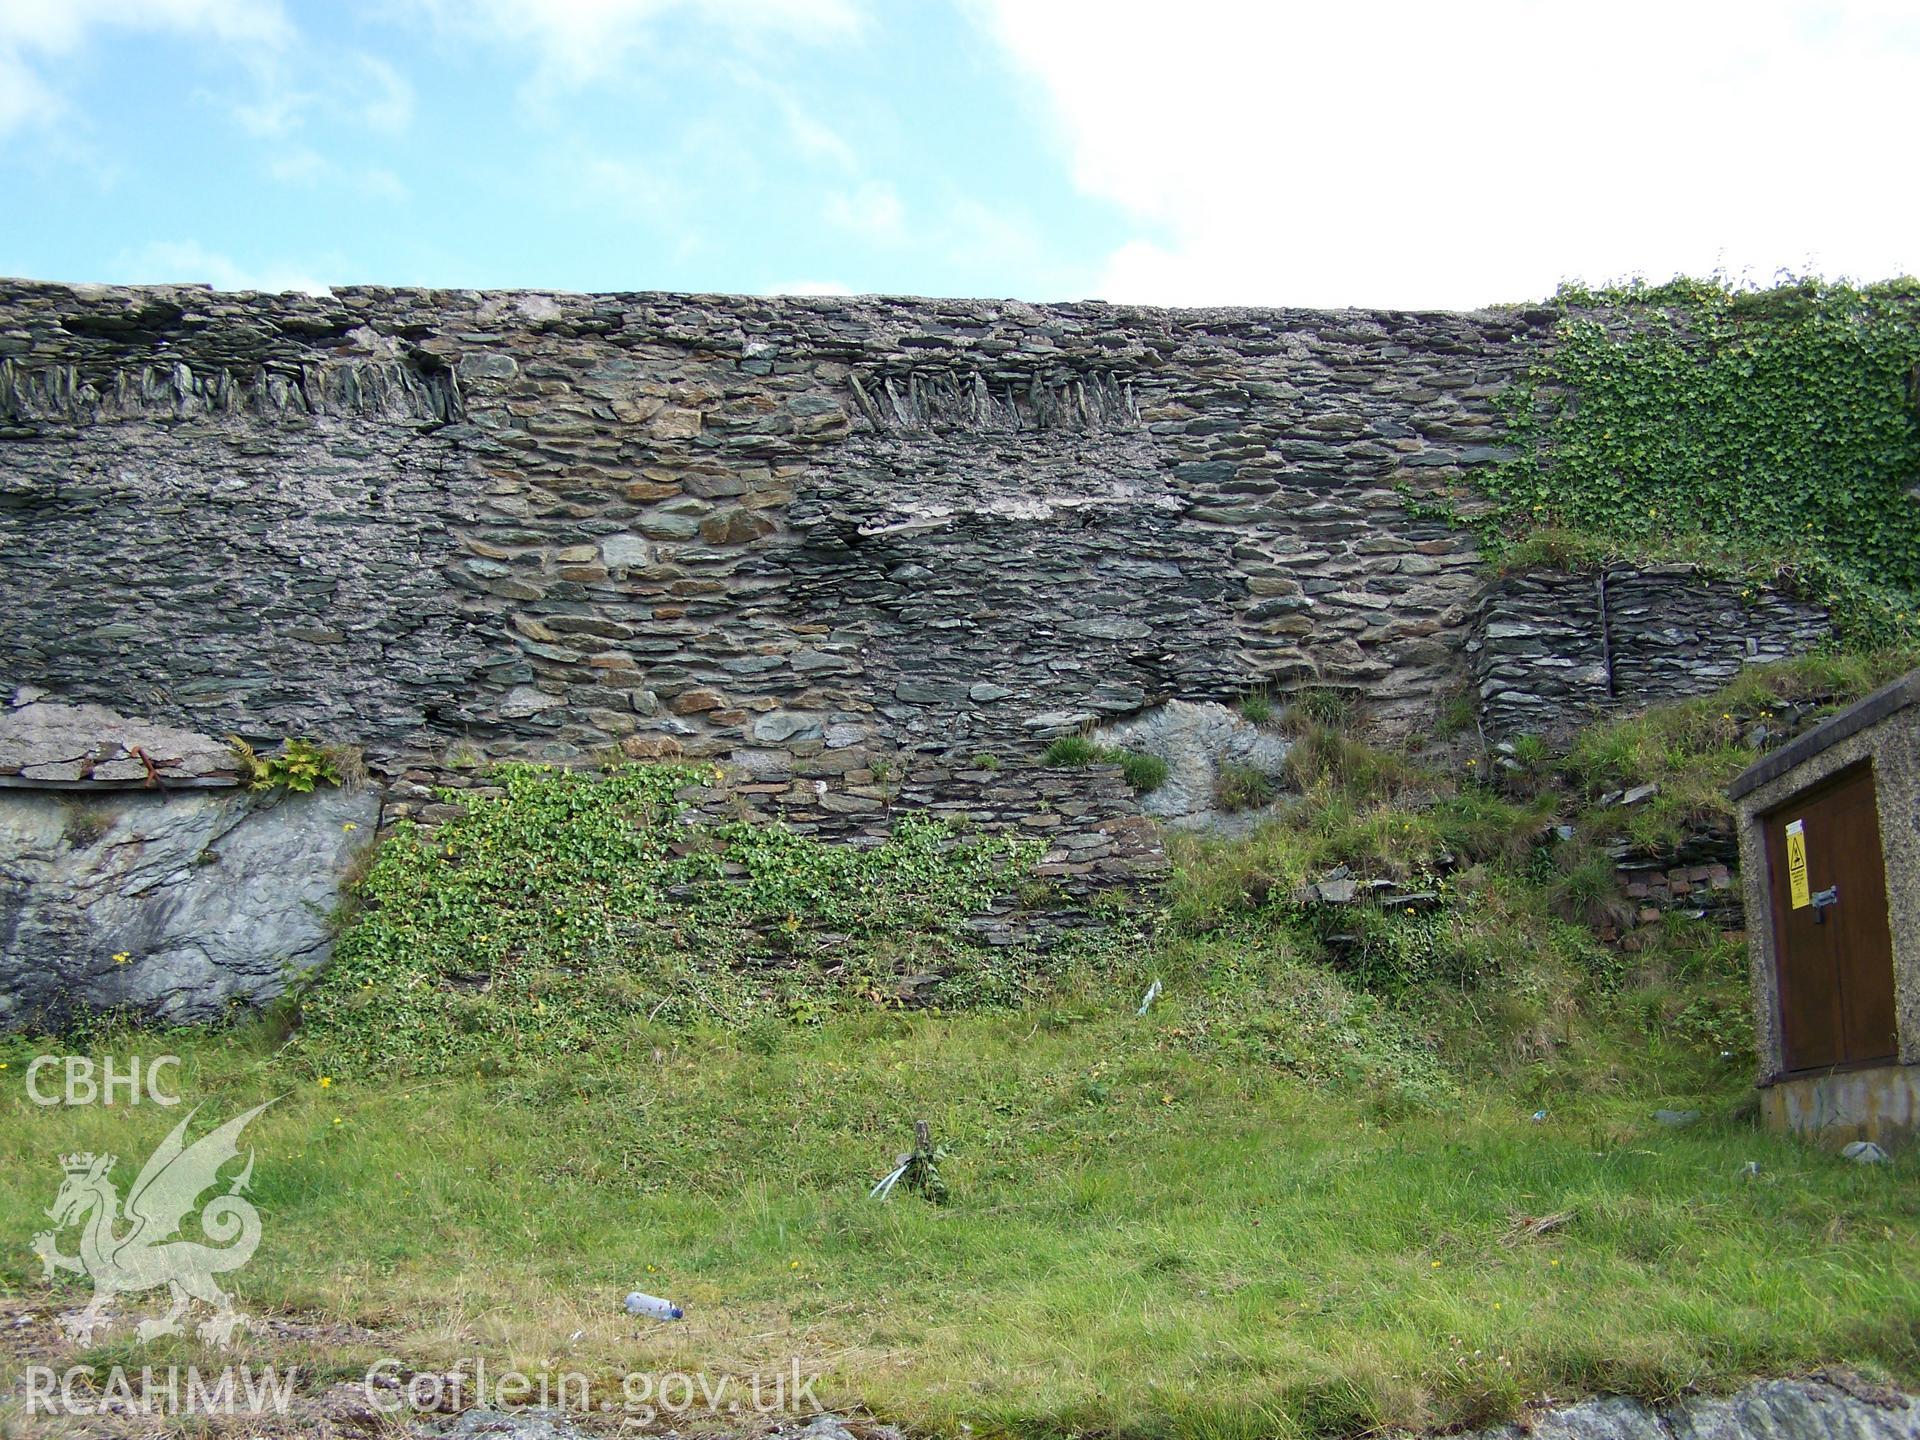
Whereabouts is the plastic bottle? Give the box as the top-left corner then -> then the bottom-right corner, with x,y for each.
623,1291 -> 684,1321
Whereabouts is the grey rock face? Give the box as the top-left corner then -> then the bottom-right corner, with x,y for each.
1094,699 -> 1293,832
0,782 -> 377,1030
1451,1380 -> 1919,1440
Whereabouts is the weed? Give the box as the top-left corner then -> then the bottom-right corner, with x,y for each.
1042,737 -> 1168,795
1043,735 -> 1101,766
1286,725 -> 1420,801
231,737 -> 347,794
1436,686 -> 1480,738
1214,762 -> 1278,812
59,801 -> 113,848
1281,686 -> 1358,733
1114,749 -> 1169,795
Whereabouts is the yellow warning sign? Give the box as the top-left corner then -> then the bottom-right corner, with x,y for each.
1785,818 -> 1810,909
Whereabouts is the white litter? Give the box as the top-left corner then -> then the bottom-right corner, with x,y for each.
623,1291 -> 684,1321
868,1160 -> 911,1202
1137,979 -> 1162,1016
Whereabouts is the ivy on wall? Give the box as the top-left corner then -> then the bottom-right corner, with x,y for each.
1481,277 -> 1920,643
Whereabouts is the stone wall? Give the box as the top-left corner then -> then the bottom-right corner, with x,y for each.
393,749 -> 1167,954
0,280 -> 1841,811
1470,565 -> 1831,739
0,280 -> 1550,787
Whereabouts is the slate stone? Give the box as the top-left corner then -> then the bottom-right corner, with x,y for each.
752,711 -> 824,743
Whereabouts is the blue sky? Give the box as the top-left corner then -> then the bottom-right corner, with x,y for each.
2,0 -> 1917,309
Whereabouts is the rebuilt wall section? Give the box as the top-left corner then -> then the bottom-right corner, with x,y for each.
1472,566 -> 1830,739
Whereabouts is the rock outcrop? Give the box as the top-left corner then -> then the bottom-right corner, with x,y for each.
0,700 -> 375,1029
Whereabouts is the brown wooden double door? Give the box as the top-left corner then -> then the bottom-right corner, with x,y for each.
1763,762 -> 1899,1074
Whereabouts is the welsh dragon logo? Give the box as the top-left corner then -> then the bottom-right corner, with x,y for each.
32,1102 -> 273,1348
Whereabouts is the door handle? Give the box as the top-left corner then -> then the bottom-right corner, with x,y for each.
1811,885 -> 1839,923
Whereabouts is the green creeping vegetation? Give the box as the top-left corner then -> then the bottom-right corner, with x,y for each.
1041,734 -> 1168,794
297,763 -> 1044,1074
1467,276 -> 1920,645
9,658 -> 1920,1437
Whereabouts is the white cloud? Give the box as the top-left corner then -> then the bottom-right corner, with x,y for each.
229,46 -> 415,140
753,79 -> 856,172
406,0 -> 863,90
265,148 -> 411,202
0,0 -> 293,138
824,179 -> 905,244
1,0 -> 411,153
0,44 -> 58,135
361,167 -> 409,203
110,238 -> 333,295
267,147 -> 327,185
972,0 -> 1920,308
354,54 -> 413,134
0,0 -> 291,54
576,154 -> 681,217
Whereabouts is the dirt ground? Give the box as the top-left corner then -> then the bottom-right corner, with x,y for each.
0,1292 -> 878,1440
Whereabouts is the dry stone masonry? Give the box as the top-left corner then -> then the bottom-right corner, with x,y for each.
0,280 -> 1832,781
1471,566 -> 1831,740
0,280 -> 1549,785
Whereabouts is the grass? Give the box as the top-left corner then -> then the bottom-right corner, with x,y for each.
1043,736 -> 1167,795
1561,647 -> 1918,850
1116,750 -> 1169,795
1042,735 -> 1101,767
2,1007 -> 1914,1439
1214,762 -> 1278,812
6,655 -> 1920,1437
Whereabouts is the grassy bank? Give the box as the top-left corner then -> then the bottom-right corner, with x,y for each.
3,654 -> 1918,1438
2,1010 -> 1914,1439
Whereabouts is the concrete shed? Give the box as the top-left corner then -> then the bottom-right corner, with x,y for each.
1730,670 -> 1920,1145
